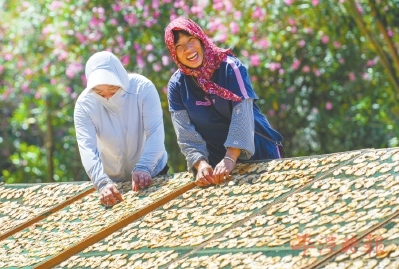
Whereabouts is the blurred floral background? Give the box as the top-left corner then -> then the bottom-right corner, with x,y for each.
0,0 -> 398,183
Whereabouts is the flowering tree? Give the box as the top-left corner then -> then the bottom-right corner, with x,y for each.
0,0 -> 398,183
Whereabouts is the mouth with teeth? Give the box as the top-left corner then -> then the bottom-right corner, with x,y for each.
187,52 -> 198,61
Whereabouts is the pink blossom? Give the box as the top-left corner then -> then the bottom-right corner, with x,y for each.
284,0 -> 294,5
153,11 -> 161,18
110,18 -> 118,26
291,26 -> 297,33
163,0 -> 172,3
87,31 -> 102,42
269,62 -> 281,71
89,16 -> 104,28
291,59 -> 301,70
388,29 -> 393,37
66,86 -> 72,94
302,66 -> 310,73
93,7 -> 105,14
312,108 -> 319,114
325,102 -> 333,110
145,20 -> 153,28
24,68 -> 33,76
313,68 -> 321,77
134,43 -> 141,51
213,1 -> 224,11
49,0 -> 62,10
121,55 -> 130,65
71,92 -> 77,99
311,0 -> 319,6
81,74 -> 87,86
18,60 -> 24,68
230,22 -> 239,34
252,7 -> 265,19
170,14 -> 178,21
51,78 -> 56,85
356,3 -> 363,13
162,87 -> 167,94
42,25 -> 54,36
298,40 -> 306,47
116,35 -> 124,48
124,13 -> 138,26
279,69 -> 285,75
268,109 -> 275,116
191,6 -> 202,14
304,27 -> 313,34
339,58 -> 345,64
349,72 -> 356,81
152,0 -> 159,9
75,33 -> 86,44
66,62 -> 83,79
35,92 -> 41,99
333,41 -> 341,49
225,0 -> 233,13
241,50 -> 249,57
162,55 -> 170,66
257,39 -> 269,49
288,18 -> 295,26
55,49 -> 68,61
137,55 -> 145,69
112,4 -> 122,12
145,44 -> 154,51
22,1 -> 29,8
21,83 -> 29,93
147,53 -> 155,62
208,18 -> 223,33
215,32 -> 228,43
362,73 -> 370,81
4,54 -> 13,61
321,35 -> 329,44
153,63 -> 162,72
250,54 -> 261,66
234,11 -> 242,19
251,76 -> 258,82
367,60 -> 374,67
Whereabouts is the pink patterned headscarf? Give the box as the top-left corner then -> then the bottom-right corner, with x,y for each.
164,17 -> 242,102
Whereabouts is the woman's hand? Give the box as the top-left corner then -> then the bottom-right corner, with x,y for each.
213,157 -> 235,184
132,171 -> 152,191
99,184 -> 123,207
194,159 -> 215,187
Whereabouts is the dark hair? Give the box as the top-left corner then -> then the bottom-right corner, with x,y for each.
172,30 -> 191,44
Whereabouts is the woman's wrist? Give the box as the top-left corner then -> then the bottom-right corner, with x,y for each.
223,156 -> 236,165
194,158 -> 209,171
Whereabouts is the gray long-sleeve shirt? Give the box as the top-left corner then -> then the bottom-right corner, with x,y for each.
171,98 -> 255,170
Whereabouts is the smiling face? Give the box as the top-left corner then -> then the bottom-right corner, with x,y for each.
92,84 -> 120,99
174,32 -> 204,69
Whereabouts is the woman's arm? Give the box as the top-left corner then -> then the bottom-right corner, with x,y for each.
171,110 -> 209,170
133,83 -> 166,176
74,103 -> 114,191
224,98 -> 255,160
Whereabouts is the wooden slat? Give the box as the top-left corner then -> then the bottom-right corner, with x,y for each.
0,187 -> 95,241
34,182 -> 196,269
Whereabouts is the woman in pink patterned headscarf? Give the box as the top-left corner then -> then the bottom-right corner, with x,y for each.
165,17 -> 284,187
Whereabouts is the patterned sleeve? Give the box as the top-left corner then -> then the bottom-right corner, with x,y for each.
224,98 -> 255,160
171,110 -> 209,170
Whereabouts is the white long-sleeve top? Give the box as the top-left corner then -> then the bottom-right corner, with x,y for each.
74,69 -> 167,191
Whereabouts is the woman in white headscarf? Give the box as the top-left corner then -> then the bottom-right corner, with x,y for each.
74,51 -> 168,206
